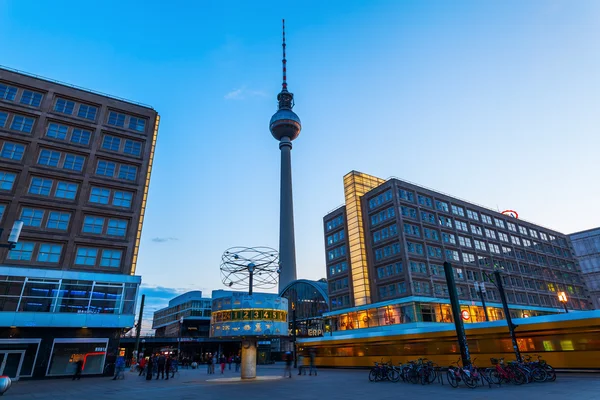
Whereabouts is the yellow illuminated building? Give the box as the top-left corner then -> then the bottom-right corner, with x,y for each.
343,171 -> 386,306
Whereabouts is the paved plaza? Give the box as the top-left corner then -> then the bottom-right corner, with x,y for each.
5,365 -> 600,400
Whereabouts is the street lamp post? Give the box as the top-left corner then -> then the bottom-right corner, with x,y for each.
558,292 -> 569,313
248,263 -> 255,296
292,301 -> 297,368
474,281 -> 489,322
177,317 -> 183,359
485,269 -> 522,362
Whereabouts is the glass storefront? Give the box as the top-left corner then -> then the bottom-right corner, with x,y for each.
0,275 -> 138,316
47,339 -> 108,376
326,300 -> 555,332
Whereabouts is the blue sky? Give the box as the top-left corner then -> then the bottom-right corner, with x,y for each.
1,1 -> 599,331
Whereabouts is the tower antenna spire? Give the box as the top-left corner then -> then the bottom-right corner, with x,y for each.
282,19 -> 287,92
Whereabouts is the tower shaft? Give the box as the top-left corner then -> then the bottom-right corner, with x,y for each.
278,137 -> 297,292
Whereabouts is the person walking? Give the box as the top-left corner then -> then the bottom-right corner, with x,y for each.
297,353 -> 305,375
309,349 -> 317,376
156,354 -> 166,379
283,351 -> 292,378
212,353 -> 217,374
113,356 -> 126,380
138,357 -> 147,376
206,353 -> 212,374
145,356 -> 154,380
235,355 -> 241,372
220,354 -> 226,374
165,356 -> 172,380
228,354 -> 233,370
72,359 -> 83,380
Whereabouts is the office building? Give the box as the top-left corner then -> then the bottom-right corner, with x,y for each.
570,227 -> 600,309
0,66 -> 159,379
152,291 -> 212,338
322,171 -> 590,332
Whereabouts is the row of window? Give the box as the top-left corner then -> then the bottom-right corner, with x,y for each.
376,261 -> 403,279
326,229 -> 345,246
46,122 -> 91,145
0,111 -> 35,133
325,215 -> 344,232
390,187 -> 566,246
378,281 -> 407,299
0,171 -> 134,209
0,83 -> 43,107
54,98 -> 97,121
368,190 -> 393,209
373,224 -> 398,243
7,241 -> 123,268
16,207 -> 129,237
330,294 -> 350,309
102,134 -> 142,157
327,245 -> 346,261
329,277 -> 349,293
374,242 -> 401,261
329,261 -> 348,277
370,206 -> 395,226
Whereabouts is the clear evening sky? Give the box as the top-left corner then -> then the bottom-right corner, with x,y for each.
1,1 -> 599,329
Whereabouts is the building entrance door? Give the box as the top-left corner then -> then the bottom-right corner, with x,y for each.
0,350 -> 25,380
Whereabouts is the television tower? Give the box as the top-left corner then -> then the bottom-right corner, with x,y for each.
270,19 -> 301,293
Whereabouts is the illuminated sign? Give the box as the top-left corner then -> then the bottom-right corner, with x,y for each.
501,210 -> 519,219
211,309 -> 287,323
461,310 -> 470,321
558,292 -> 568,302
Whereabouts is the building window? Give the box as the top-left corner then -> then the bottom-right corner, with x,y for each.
462,253 -> 475,263
406,242 -> 424,255
427,245 -> 442,258
29,177 -> 53,196
0,171 -> 16,190
466,209 -> 479,221
529,229 -> 539,238
498,232 -> 509,242
7,242 -> 35,261
83,216 -> 105,234
327,245 -> 346,261
484,228 -> 496,239
123,140 -> 142,156
0,204 -> 5,221
38,149 -> 61,167
100,249 -> 122,267
403,223 -> 420,237
37,244 -> 62,263
96,161 -> 116,177
400,206 -> 417,219
107,219 -> 127,236
325,215 -> 344,231
102,135 -> 121,152
470,224 -> 483,236
108,111 -> 125,127
47,211 -> 70,230
423,228 -> 440,241
54,98 -> 75,115
451,205 -> 465,217
47,123 -> 68,140
398,189 -> 414,202
63,154 -> 85,171
438,216 -> 452,228
0,84 -> 17,101
458,236 -> 472,248
75,247 -> 98,265
20,90 -> 43,107
481,214 -> 492,224
71,129 -> 91,145
445,249 -> 460,261
417,194 -> 433,207
494,218 -> 505,229
113,191 -> 133,208
21,208 -> 44,227
10,115 -> 35,133
420,211 -> 436,225
519,226 -> 528,235
511,236 -> 521,246
90,187 -> 110,204
1,142 -> 25,160
442,232 -> 456,245
0,111 -> 7,127
456,220 -> 468,232
128,117 -> 146,132
474,240 -> 486,251
489,244 -> 501,254
118,165 -> 137,181
77,104 -> 97,121
435,200 -> 449,212
55,181 -> 78,199
540,232 -> 548,241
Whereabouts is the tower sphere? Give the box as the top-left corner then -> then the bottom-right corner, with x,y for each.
270,108 -> 301,141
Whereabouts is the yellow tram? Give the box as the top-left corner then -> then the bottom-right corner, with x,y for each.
298,311 -> 600,369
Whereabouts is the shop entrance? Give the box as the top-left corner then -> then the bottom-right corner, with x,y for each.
0,350 -> 25,380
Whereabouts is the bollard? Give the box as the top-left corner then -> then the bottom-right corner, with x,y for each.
0,375 -> 12,396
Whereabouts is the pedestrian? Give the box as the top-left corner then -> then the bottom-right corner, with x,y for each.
113,355 -> 126,380
235,355 -> 241,372
206,353 -> 212,374
212,353 -> 217,374
72,359 -> 83,380
220,354 -> 226,374
156,353 -> 166,379
165,355 -> 172,380
228,354 -> 233,370
309,349 -> 317,376
138,357 -> 147,376
284,351 -> 292,378
297,353 -> 305,375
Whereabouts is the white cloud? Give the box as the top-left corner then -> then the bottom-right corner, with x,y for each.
224,86 -> 268,100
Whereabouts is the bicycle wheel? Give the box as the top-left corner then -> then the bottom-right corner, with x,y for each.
461,370 -> 477,389
447,370 -> 459,388
369,369 -> 378,382
408,369 -> 419,384
531,366 -> 547,383
487,369 -> 501,385
544,365 -> 556,382
388,368 -> 400,382
509,368 -> 526,385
